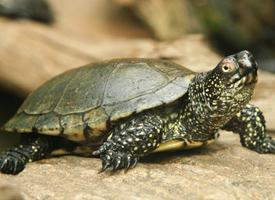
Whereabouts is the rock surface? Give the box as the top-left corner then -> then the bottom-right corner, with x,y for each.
0,185 -> 24,200
0,133 -> 275,200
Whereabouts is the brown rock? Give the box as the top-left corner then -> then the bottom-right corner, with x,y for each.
0,133 -> 275,200
0,18 -> 218,96
0,185 -> 24,200
113,0 -> 200,40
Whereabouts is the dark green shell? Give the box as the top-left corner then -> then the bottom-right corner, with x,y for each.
3,59 -> 195,142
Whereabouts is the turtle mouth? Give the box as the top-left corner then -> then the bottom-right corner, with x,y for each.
236,50 -> 258,87
230,71 -> 257,88
244,71 -> 257,86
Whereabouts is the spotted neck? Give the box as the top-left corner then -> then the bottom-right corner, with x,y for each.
182,73 -> 227,138
163,71 -> 253,142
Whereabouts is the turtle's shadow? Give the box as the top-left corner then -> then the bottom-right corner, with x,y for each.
42,142 -> 228,166
140,142 -> 226,164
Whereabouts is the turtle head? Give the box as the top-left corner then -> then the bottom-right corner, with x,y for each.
191,50 -> 258,121
213,50 -> 258,88
186,50 -> 258,134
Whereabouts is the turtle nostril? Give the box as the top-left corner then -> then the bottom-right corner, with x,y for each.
236,51 -> 258,71
237,50 -> 252,58
243,50 -> 251,56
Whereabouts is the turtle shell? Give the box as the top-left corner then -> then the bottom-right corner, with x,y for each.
3,58 -> 195,142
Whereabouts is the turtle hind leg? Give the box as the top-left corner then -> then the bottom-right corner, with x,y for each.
0,134 -> 77,175
222,104 -> 275,153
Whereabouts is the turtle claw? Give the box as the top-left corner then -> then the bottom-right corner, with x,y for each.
266,139 -> 275,153
112,155 -> 122,171
131,157 -> 139,168
95,142 -> 139,172
0,152 -> 26,175
125,155 -> 139,171
125,155 -> 132,169
92,141 -> 112,156
100,158 -> 111,173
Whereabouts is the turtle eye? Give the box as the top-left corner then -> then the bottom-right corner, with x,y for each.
221,62 -> 236,73
222,65 -> 230,72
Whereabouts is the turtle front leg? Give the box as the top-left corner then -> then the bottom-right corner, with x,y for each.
0,134 -> 76,174
93,113 -> 164,171
222,104 -> 275,153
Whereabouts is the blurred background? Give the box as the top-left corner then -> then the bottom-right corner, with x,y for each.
0,0 -> 275,151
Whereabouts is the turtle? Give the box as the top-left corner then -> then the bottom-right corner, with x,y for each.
0,50 -> 274,175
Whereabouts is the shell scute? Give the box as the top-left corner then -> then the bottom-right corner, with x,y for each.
3,58 -> 195,143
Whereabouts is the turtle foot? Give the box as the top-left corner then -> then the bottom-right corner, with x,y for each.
0,150 -> 28,175
256,138 -> 275,153
93,141 -> 139,172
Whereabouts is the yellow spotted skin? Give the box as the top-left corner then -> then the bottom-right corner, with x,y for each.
0,134 -> 76,174
222,104 -> 275,153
